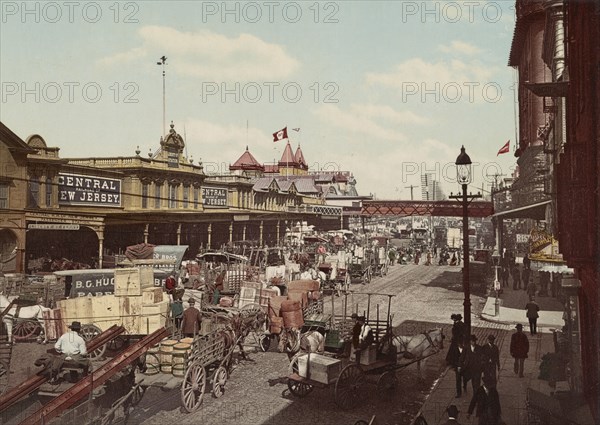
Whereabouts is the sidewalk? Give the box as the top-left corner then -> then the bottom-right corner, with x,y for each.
412,289 -> 566,425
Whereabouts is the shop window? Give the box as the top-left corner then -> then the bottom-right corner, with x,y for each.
45,178 -> 52,207
0,183 -> 8,209
169,184 -> 177,208
183,186 -> 189,208
28,178 -> 40,208
142,183 -> 149,209
155,184 -> 162,209
193,187 -> 199,209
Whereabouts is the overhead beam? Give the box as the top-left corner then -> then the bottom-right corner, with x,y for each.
361,200 -> 493,217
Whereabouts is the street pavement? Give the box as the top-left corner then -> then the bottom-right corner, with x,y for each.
3,262 -> 573,425
412,274 -> 580,425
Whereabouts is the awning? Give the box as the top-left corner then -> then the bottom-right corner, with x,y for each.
493,200 -> 551,220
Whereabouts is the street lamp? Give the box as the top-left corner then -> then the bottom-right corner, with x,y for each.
492,251 -> 501,316
449,146 -> 481,344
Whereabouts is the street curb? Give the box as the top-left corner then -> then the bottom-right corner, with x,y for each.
409,365 -> 452,425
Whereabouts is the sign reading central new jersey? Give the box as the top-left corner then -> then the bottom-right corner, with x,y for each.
202,187 -> 228,208
58,173 -> 122,207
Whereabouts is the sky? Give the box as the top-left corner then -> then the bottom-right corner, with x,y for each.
0,0 -> 519,200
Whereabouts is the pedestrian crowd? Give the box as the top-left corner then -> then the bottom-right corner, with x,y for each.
443,313 -> 529,425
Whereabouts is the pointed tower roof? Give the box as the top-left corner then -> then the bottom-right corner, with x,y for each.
294,145 -> 307,169
230,146 -> 264,171
278,142 -> 298,166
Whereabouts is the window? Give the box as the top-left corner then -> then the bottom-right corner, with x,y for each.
193,187 -> 199,209
155,184 -> 162,208
142,183 -> 149,209
183,185 -> 189,208
0,183 -> 8,209
169,184 -> 177,208
45,178 -> 52,207
28,178 -> 39,208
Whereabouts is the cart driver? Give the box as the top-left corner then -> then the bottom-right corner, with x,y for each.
355,315 -> 374,364
50,321 -> 90,383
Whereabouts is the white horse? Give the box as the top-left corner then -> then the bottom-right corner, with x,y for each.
0,294 -> 50,344
391,328 -> 445,378
278,328 -> 325,359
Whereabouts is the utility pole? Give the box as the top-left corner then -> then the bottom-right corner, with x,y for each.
157,56 -> 167,137
405,185 -> 416,201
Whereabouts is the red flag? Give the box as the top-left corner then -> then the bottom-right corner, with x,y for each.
273,127 -> 288,142
497,140 -> 510,156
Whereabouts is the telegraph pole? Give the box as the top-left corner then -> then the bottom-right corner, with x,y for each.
405,185 -> 416,201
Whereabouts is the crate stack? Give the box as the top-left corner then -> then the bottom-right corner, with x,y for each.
56,267 -> 169,334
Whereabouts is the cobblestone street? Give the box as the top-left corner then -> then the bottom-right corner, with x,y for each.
126,263 -> 506,425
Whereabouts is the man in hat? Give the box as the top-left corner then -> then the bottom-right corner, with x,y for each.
467,375 -> 502,425
481,335 -> 500,385
443,404 -> 462,425
181,298 -> 203,338
450,313 -> 466,345
463,334 -> 483,393
354,315 -> 374,364
525,296 -> 540,335
50,321 -> 90,383
510,324 -> 529,377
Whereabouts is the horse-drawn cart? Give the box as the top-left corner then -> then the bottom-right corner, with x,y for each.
286,291 -> 445,409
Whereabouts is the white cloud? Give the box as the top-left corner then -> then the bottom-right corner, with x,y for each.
366,57 -> 496,88
312,103 -> 427,142
438,40 -> 483,56
98,26 -> 299,81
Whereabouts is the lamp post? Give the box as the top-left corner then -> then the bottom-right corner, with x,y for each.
492,251 -> 501,316
449,146 -> 482,343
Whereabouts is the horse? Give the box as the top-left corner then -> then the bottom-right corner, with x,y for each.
0,294 -> 50,344
278,328 -> 325,360
391,328 -> 445,379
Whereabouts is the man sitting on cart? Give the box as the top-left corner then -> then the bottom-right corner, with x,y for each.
181,298 -> 203,338
49,321 -> 90,383
355,315 -> 374,364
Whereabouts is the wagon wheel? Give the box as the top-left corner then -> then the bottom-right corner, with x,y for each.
181,360 -> 206,412
211,365 -> 228,398
107,335 -> 128,352
376,371 -> 398,400
287,353 -> 313,397
80,324 -> 106,361
335,364 -> 365,409
0,360 -> 9,395
12,320 -> 41,341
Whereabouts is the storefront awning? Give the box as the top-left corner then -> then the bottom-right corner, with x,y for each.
493,200 -> 551,220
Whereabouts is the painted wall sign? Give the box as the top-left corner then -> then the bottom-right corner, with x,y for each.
202,187 -> 228,208
28,223 -> 80,230
58,173 -> 122,207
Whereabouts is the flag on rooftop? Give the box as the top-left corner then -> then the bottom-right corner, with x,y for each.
497,140 -> 510,156
273,127 -> 288,142
292,128 -> 300,132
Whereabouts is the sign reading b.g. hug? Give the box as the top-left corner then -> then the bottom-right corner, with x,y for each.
58,173 -> 121,207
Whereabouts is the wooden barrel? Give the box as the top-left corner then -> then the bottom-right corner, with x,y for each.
172,343 -> 190,377
145,345 -> 160,375
159,339 -> 177,373
180,337 -> 194,345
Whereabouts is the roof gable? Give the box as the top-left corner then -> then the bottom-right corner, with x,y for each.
230,146 -> 264,170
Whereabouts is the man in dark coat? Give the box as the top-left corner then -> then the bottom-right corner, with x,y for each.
464,334 -> 483,393
511,264 -> 521,289
446,339 -> 468,398
525,297 -> 541,335
510,323 -> 529,377
450,313 -> 466,345
181,298 -> 202,337
481,335 -> 500,386
467,376 -> 502,425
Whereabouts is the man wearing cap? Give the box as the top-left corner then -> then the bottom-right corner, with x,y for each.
525,296 -> 540,335
443,404 -> 462,425
481,335 -> 500,385
51,321 -> 90,383
355,315 -> 373,363
450,314 -> 466,345
510,323 -> 529,378
181,298 -> 203,338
